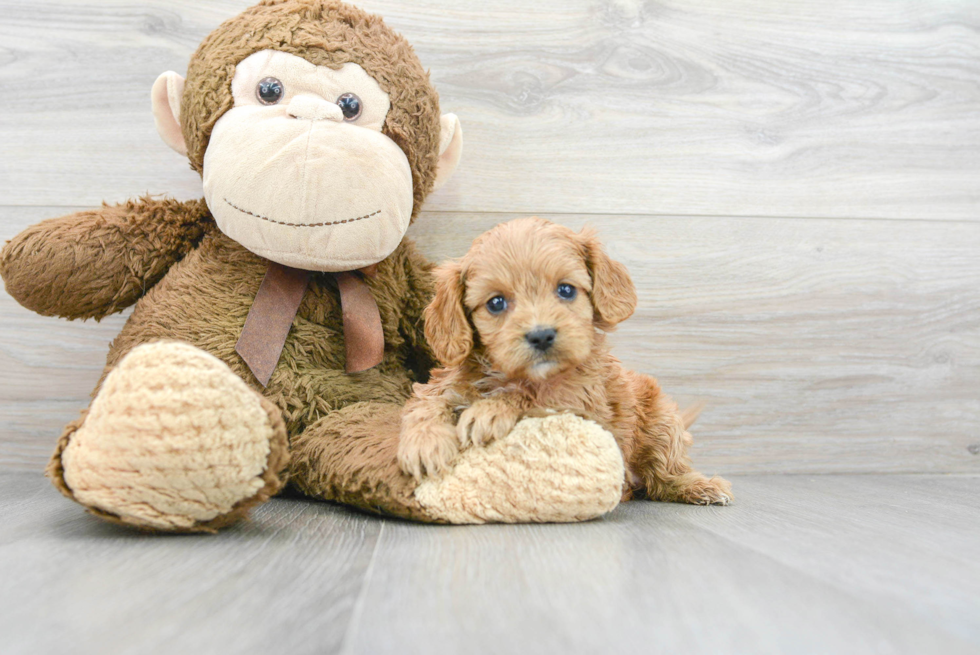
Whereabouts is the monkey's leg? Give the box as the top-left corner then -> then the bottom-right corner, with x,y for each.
288,402 -> 435,521
290,405 -> 625,524
48,341 -> 289,532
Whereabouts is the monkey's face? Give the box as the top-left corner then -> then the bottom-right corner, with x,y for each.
202,50 -> 413,271
152,3 -> 463,272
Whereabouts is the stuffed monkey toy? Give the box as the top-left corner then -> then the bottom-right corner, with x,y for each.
0,0 -> 625,532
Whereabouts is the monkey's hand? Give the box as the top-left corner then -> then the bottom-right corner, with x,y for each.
0,196 -> 210,320
457,398 -> 522,448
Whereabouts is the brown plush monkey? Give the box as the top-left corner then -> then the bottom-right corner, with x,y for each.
0,0 -> 624,531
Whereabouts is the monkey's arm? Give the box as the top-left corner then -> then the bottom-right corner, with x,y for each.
397,239 -> 439,382
0,196 -> 211,320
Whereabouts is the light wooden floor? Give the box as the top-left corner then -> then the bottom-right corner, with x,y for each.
2,472 -> 978,654
1,2 -> 979,653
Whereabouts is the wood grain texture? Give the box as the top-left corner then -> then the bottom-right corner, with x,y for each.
3,472 -> 977,654
0,471 -> 381,655
0,0 -> 978,218
677,474 -> 980,648
2,207 -> 978,475
340,474 -> 980,654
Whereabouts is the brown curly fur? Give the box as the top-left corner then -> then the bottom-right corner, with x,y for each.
0,0 -> 446,529
398,217 -> 733,505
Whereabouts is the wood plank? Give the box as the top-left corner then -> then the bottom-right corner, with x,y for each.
341,474 -> 980,654
2,207 -> 978,474
0,471 -> 380,655
0,1 -> 977,219
673,475 -> 980,646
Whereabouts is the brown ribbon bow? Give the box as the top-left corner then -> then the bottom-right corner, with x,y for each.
235,261 -> 384,387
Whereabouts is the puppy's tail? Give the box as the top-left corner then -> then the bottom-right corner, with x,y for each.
679,402 -> 706,430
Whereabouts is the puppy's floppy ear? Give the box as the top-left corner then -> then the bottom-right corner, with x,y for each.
578,227 -> 637,330
424,260 -> 473,366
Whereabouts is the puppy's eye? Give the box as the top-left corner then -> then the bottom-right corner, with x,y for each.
486,296 -> 508,315
557,283 -> 577,300
256,77 -> 284,105
337,93 -> 362,121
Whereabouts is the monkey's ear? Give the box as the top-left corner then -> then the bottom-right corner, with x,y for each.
151,71 -> 188,156
579,228 -> 638,330
424,260 -> 473,366
431,114 -> 463,191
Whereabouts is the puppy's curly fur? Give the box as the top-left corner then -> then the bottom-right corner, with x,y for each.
398,217 -> 732,505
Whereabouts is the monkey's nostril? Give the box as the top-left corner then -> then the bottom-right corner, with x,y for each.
525,327 -> 557,352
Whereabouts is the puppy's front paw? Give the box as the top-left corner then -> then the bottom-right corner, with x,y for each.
398,421 -> 460,482
457,400 -> 520,448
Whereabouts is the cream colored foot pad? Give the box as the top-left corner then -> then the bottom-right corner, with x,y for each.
415,413 -> 625,524
62,341 -> 274,530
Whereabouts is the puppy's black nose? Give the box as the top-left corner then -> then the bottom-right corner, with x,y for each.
525,327 -> 557,352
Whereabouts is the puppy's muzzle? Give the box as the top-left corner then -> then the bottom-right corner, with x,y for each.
525,326 -> 557,352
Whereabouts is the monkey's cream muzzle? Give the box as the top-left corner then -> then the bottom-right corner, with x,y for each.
201,51 -> 413,272
204,106 -> 413,271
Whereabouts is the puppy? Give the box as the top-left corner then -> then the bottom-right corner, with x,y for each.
398,217 -> 731,505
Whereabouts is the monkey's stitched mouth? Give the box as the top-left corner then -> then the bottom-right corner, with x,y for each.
224,198 -> 381,228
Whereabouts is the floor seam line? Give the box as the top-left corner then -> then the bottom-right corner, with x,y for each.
337,520 -> 385,655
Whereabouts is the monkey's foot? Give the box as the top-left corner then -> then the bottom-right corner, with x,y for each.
51,341 -> 288,532
414,413 -> 624,523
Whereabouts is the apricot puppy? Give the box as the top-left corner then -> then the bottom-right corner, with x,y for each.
398,217 -> 731,505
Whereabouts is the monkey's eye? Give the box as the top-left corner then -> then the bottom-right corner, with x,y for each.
486,296 -> 508,315
337,93 -> 362,121
256,77 -> 284,105
557,284 -> 577,300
